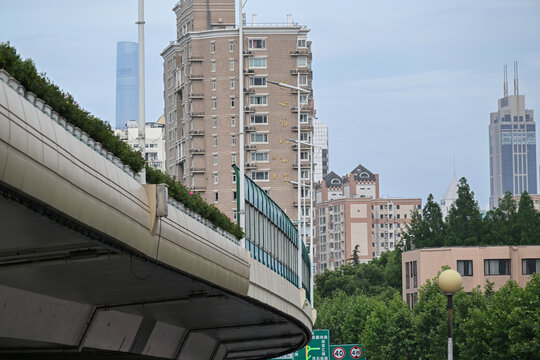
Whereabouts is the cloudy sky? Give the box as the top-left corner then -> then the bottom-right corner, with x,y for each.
2,0 -> 539,209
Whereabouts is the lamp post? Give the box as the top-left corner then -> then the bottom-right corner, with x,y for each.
438,269 -> 462,360
268,79 -> 310,292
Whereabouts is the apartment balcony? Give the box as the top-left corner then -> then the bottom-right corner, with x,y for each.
189,130 -> 205,136
289,49 -> 311,56
245,144 -> 257,151
291,106 -> 312,113
190,112 -> 204,118
290,69 -> 312,75
291,123 -> 313,132
189,74 -> 203,80
188,56 -> 203,62
189,93 -> 204,99
244,126 -> 256,132
190,167 -> 206,173
245,163 -> 257,169
189,148 -> 205,155
292,163 -> 310,169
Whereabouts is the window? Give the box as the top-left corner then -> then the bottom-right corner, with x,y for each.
250,132 -> 268,143
251,171 -> 269,181
231,134 -> 236,145
212,116 -> 217,128
248,39 -> 266,49
213,173 -> 218,184
484,259 -> 511,275
211,79 -> 216,90
212,98 -> 217,109
297,38 -> 306,48
231,153 -> 236,164
300,132 -> 310,142
211,60 -> 216,72
210,41 -> 215,53
230,97 -> 235,108
214,192 -> 219,202
229,59 -> 234,71
301,169 -> 310,180
300,114 -> 308,123
298,56 -> 307,67
249,57 -> 267,68
232,172 -> 237,183
213,135 -> 218,146
406,262 -> 410,289
249,95 -> 267,106
522,259 -> 540,275
249,76 -> 267,87
250,114 -> 268,124
233,191 -> 237,201
251,152 -> 268,162
300,151 -> 310,160
231,116 -> 236,127
457,260 -> 473,276
213,154 -> 218,165
230,78 -> 235,89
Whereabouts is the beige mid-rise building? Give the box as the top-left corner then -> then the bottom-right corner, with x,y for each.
314,164 -> 421,274
402,245 -> 540,308
161,0 -> 314,222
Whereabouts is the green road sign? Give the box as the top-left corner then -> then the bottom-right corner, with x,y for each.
271,329 -> 330,360
330,344 -> 365,360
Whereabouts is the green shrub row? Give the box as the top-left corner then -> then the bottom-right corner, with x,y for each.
0,42 -> 243,239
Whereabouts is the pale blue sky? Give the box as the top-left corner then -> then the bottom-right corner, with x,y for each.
2,0 -> 539,209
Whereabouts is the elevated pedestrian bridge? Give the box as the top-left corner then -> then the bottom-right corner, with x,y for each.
0,70 -> 314,359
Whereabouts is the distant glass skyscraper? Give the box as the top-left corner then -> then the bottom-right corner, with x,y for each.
115,41 -> 138,129
489,63 -> 536,209
313,119 -> 329,182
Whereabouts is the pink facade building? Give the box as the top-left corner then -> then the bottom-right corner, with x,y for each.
402,245 -> 540,308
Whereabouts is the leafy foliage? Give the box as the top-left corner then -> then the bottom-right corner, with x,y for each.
1,42 -> 243,239
404,177 -> 540,249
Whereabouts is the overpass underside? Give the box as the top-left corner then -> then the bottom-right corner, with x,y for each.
0,71 -> 312,359
0,183 -> 306,359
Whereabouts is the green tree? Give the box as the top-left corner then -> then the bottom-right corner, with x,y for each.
483,191 -> 517,245
445,177 -> 485,246
514,192 -> 540,245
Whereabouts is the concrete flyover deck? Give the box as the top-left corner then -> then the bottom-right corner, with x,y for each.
0,71 -> 313,359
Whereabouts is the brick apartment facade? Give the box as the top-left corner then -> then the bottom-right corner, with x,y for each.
314,165 -> 421,274
161,0 -> 314,222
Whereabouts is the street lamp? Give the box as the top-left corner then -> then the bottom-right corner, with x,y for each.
268,78 -> 310,293
438,269 -> 462,360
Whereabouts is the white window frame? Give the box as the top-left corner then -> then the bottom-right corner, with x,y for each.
297,56 -> 307,67
249,57 -> 267,69
251,152 -> 269,162
229,59 -> 235,71
249,95 -> 268,106
211,78 -> 216,91
250,132 -> 268,143
250,114 -> 268,124
211,60 -> 216,72
249,76 -> 267,87
248,38 -> 266,50
297,38 -> 307,48
229,40 -> 234,52
230,77 -> 235,89
251,170 -> 269,182
210,41 -> 216,53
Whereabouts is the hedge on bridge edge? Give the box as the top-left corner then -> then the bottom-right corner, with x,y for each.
0,42 -> 243,240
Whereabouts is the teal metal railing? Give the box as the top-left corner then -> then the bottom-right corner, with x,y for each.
234,164 -> 310,298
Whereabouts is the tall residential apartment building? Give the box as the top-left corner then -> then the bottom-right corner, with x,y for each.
312,119 -> 329,182
161,0 -> 314,222
313,164 -> 421,274
115,41 -> 138,130
489,63 -> 536,209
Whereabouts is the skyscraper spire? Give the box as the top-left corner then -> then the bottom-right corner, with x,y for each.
504,64 -> 508,98
514,60 -> 519,96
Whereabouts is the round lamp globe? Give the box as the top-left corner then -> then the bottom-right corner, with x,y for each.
438,269 -> 462,294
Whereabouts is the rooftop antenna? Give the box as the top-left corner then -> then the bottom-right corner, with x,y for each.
514,60 -> 519,96
503,64 -> 508,98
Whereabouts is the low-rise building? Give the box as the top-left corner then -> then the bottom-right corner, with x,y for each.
402,245 -> 540,308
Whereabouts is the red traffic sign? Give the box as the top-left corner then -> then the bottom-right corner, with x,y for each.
350,346 -> 362,359
332,347 -> 346,359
